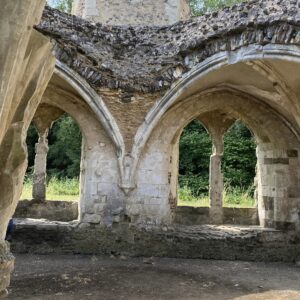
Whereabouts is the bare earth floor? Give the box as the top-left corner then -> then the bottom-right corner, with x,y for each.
7,254 -> 300,300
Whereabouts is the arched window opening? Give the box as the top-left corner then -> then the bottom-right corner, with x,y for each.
177,119 -> 212,207
46,114 -> 82,201
222,121 -> 257,208
18,113 -> 82,222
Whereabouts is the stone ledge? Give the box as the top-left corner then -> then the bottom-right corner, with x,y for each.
10,219 -> 299,262
14,200 -> 78,222
174,206 -> 258,225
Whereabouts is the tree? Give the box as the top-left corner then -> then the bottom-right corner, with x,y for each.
222,122 -> 256,189
179,120 -> 212,195
26,115 -> 82,179
189,0 -> 243,16
47,115 -> 82,178
26,124 -> 39,173
179,120 -> 256,196
47,0 -> 73,13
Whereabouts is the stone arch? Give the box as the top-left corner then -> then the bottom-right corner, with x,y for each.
131,45 -> 300,189
37,69 -> 125,225
54,62 -> 128,190
55,62 -> 124,153
129,86 -> 300,227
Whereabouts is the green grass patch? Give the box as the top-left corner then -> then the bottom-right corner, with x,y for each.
21,177 -> 79,201
178,186 -> 256,208
21,177 -> 255,208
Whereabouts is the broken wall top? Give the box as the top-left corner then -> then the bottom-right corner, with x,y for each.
37,0 -> 300,93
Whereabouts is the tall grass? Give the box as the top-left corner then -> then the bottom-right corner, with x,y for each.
21,177 -> 80,201
21,177 -> 255,208
178,185 -> 256,208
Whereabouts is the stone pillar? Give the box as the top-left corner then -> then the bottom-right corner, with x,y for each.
209,137 -> 224,224
198,112 -> 235,224
32,129 -> 49,202
0,241 -> 14,297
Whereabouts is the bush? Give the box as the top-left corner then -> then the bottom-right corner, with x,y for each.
179,120 -> 256,197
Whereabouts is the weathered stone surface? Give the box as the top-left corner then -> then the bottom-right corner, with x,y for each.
72,0 -> 190,26
14,200 -> 78,222
2,4 -> 300,296
175,207 -> 258,226
11,219 -> 300,262
0,0 -> 55,294
0,241 -> 14,296
36,1 -> 300,93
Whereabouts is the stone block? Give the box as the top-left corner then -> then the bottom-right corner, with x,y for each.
264,158 -> 289,165
287,150 -> 298,158
263,196 -> 274,210
288,187 -> 300,198
82,214 -> 101,224
94,204 -> 105,214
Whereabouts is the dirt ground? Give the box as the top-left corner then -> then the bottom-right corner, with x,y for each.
6,254 -> 300,300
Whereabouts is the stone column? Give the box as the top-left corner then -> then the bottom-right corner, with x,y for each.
32,129 -> 49,202
198,112 -> 235,224
209,135 -> 224,224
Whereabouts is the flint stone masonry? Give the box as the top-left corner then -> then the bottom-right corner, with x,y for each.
37,1 -> 300,93
72,0 -> 190,26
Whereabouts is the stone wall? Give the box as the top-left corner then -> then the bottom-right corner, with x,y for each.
72,0 -> 190,25
11,219 -> 300,262
14,201 -> 78,222
38,1 -> 300,94
174,207 -> 259,226
33,0 -> 300,231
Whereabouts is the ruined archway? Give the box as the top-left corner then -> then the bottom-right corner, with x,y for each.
38,71 -> 123,224
2,1 -> 300,295
131,85 -> 300,227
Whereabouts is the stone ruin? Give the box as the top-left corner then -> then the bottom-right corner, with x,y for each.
1,0 -> 300,295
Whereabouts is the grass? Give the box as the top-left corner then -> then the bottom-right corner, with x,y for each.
178,186 -> 256,208
21,177 -> 80,201
21,178 -> 256,208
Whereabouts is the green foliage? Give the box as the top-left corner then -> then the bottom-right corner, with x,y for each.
179,120 -> 256,197
179,120 -> 211,195
189,0 -> 243,16
47,177 -> 80,196
26,124 -> 38,173
26,115 -> 82,179
47,0 -> 73,13
21,177 -> 79,201
223,122 -> 256,189
178,185 -> 255,208
47,115 -> 82,178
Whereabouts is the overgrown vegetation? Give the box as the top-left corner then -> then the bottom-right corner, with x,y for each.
21,177 -> 79,201
27,115 -> 82,179
178,120 -> 257,207
178,185 -> 255,208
